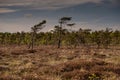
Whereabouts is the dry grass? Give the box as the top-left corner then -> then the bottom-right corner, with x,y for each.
0,45 -> 120,80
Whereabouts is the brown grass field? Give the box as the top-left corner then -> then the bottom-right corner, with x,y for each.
0,45 -> 120,80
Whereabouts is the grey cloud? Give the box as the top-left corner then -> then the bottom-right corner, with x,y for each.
24,13 -> 33,18
111,0 -> 120,6
100,0 -> 120,7
0,0 -> 118,13
0,0 -> 101,10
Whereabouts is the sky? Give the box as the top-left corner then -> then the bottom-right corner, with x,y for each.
0,0 -> 120,32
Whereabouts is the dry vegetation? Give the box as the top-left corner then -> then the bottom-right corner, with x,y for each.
0,45 -> 120,80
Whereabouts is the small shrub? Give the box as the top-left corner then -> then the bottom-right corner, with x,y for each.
28,50 -> 37,53
88,73 -> 101,80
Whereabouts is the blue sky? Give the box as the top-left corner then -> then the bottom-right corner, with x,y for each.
0,0 -> 120,32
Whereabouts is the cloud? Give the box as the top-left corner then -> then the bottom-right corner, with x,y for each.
0,0 -> 119,11
100,0 -> 120,7
24,13 -> 33,18
3,0 -> 119,13
0,0 -> 102,10
110,0 -> 120,6
0,8 -> 17,13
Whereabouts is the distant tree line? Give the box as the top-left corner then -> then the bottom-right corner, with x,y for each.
0,27 -> 120,48
0,17 -> 120,49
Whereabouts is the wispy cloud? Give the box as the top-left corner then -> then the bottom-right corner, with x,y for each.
0,0 -> 101,10
0,0 -> 119,13
0,8 -> 17,13
24,13 -> 33,18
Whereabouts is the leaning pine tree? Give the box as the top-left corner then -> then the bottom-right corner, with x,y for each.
58,17 -> 75,48
29,20 -> 46,52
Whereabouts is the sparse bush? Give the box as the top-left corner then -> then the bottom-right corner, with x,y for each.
88,73 -> 102,80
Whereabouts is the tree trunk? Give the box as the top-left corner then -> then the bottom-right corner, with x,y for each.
57,23 -> 62,48
31,32 -> 35,50
58,39 -> 61,48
